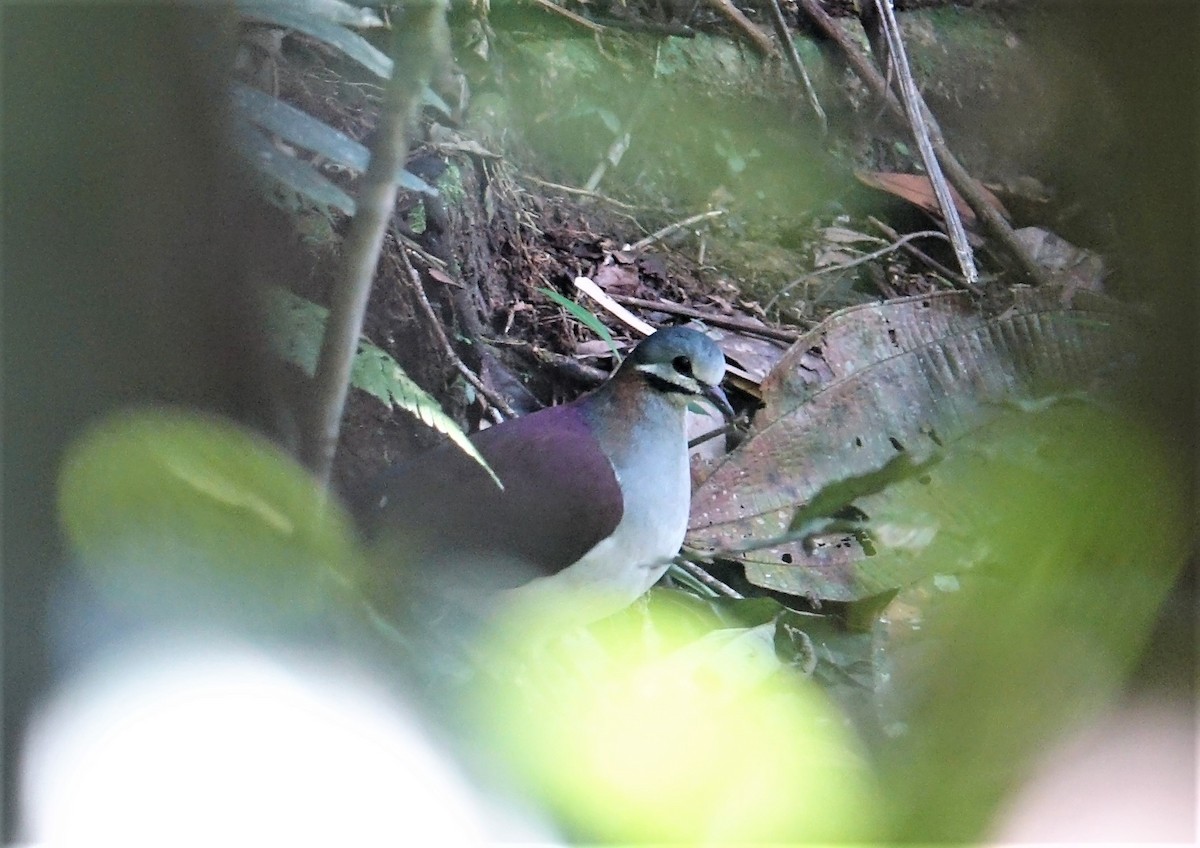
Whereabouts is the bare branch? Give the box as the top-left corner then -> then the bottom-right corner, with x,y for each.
796,0 -> 1054,288
303,0 -> 451,484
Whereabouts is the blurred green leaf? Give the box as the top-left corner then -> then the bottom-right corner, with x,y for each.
230,83 -> 437,196
420,85 -> 454,119
474,598 -> 883,843
238,2 -> 393,77
874,404 -> 1190,841
231,118 -> 357,215
57,408 -> 366,621
241,0 -> 384,28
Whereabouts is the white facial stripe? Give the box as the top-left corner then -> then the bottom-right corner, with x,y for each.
635,361 -> 702,395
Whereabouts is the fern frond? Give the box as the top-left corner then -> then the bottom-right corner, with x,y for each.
263,287 -> 500,486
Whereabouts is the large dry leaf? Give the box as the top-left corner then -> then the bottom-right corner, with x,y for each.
687,288 -> 1134,601
854,171 -> 1011,224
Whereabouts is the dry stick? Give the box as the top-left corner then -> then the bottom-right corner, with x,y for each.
868,215 -> 983,295
304,0 -> 449,485
530,0 -> 605,33
520,343 -> 610,387
523,175 -> 645,212
764,229 -> 954,311
582,91 -> 662,196
795,0 -> 1053,288
397,247 -> 518,420
762,0 -> 828,134
397,232 -> 448,270
627,209 -> 726,251
706,0 -> 777,56
673,557 -> 745,599
609,294 -> 801,343
871,0 -> 977,286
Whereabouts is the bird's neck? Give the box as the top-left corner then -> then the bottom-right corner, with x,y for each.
582,373 -> 688,464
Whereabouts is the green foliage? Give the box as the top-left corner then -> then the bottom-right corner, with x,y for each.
230,2 -> 443,215
871,403 -> 1190,841
537,287 -> 620,358
435,163 -> 466,205
231,119 -> 358,215
262,286 -> 500,486
406,201 -> 427,234
57,408 -> 366,623
472,595 -> 883,843
238,0 -> 392,77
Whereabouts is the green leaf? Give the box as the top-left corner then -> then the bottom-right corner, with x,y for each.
231,118 -> 357,215
238,2 -> 393,78
421,86 -> 454,119
262,287 -> 500,487
231,84 -> 437,196
537,287 -> 620,358
57,408 -> 366,622
243,0 -> 384,28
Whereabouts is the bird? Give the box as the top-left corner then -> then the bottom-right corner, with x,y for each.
359,326 -> 732,626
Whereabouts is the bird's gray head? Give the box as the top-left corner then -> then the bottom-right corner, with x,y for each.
624,326 -> 733,417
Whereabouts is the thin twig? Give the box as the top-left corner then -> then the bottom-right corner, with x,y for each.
583,96 -> 652,193
515,342 -> 610,387
871,0 -> 977,285
303,0 -> 449,485
690,516 -> 865,564
764,229 -> 953,311
523,175 -> 644,211
795,0 -> 1054,288
688,421 -> 740,450
762,0 -> 827,133
610,294 -> 801,343
592,16 -> 696,37
673,557 -> 745,599
867,215 -> 984,296
397,247 -> 518,419
627,209 -> 726,252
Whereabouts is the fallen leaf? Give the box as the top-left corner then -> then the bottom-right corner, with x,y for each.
855,171 -> 1011,225
687,287 -> 1135,601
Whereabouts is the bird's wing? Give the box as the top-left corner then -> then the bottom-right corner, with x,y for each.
366,403 -> 624,580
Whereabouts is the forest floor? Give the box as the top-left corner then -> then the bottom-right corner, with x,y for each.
247,0 -> 1116,499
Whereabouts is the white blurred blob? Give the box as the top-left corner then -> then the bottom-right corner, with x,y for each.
990,697 -> 1198,843
22,642 -> 552,846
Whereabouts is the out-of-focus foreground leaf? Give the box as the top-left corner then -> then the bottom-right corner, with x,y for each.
688,287 -> 1137,600
57,408 -> 366,625
470,593 -> 883,844
874,402 -> 1190,841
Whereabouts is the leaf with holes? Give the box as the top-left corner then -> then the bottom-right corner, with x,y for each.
686,288 -> 1139,601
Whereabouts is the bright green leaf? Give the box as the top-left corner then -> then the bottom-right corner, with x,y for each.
537,287 -> 620,358
57,408 -> 366,622
262,287 -> 500,487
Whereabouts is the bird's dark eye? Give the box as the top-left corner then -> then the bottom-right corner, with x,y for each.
672,355 -> 693,376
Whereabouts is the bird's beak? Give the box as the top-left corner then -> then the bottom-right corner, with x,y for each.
702,383 -> 735,419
